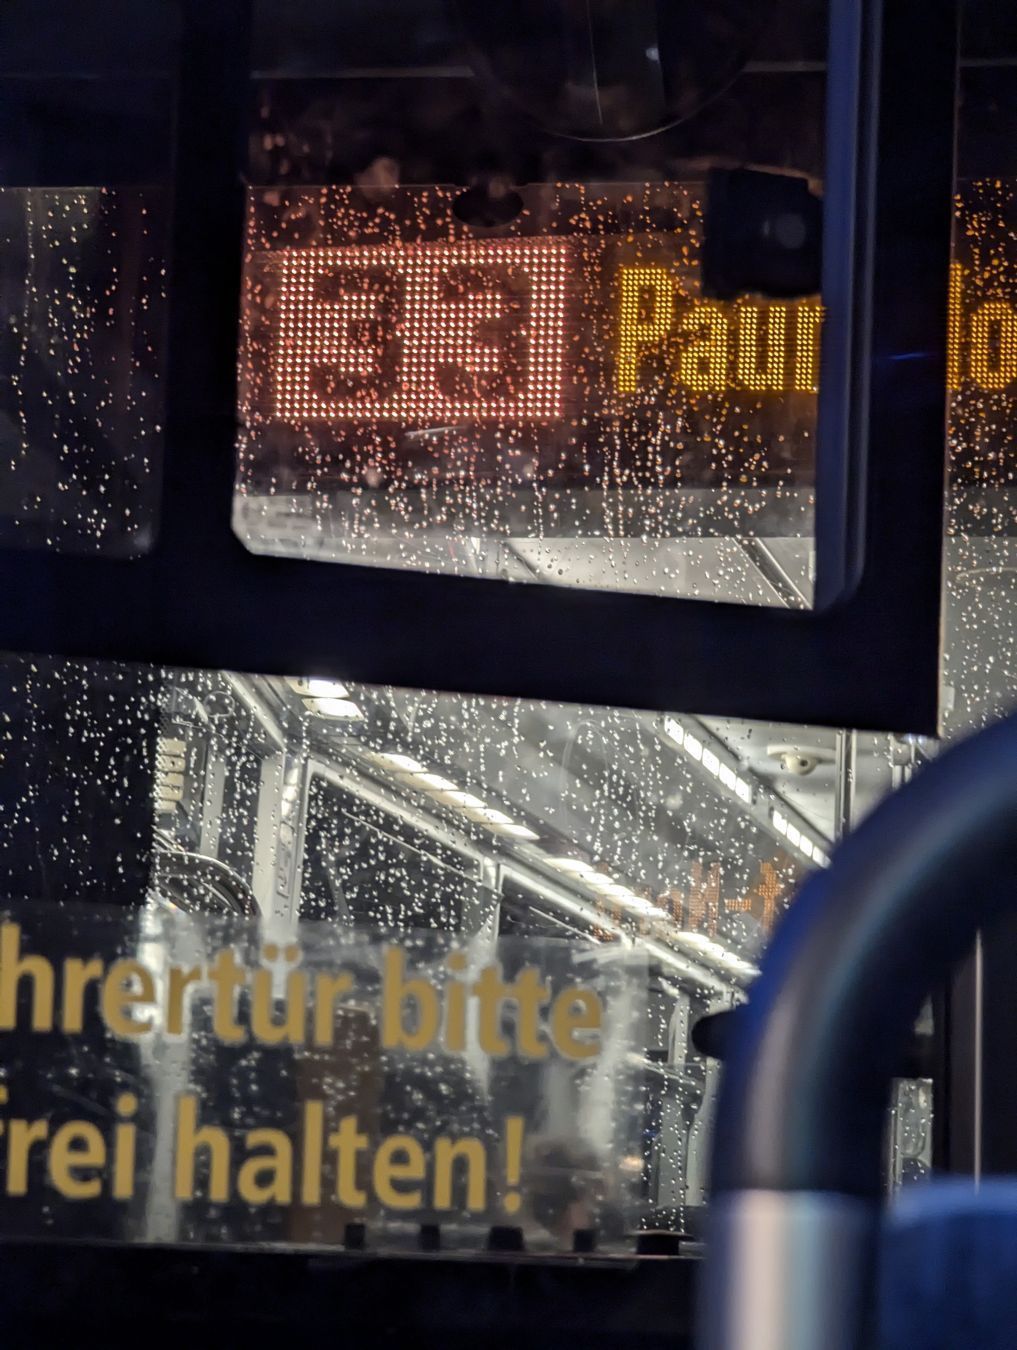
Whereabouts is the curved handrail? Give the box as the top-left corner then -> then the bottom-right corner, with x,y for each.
152,833 -> 259,917
700,710 -> 1017,1349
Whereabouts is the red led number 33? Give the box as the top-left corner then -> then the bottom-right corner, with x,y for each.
273,240 -> 568,425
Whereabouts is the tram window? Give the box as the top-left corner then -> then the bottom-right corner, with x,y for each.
299,772 -> 491,930
0,3 -> 174,556
233,0 -> 827,606
14,0 -> 1017,1271
0,654 -> 880,1248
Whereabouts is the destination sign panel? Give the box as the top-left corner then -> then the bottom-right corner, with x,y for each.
235,180 -> 1017,590
237,184 -> 819,575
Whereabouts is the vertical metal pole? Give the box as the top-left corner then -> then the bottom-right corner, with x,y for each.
834,730 -> 857,841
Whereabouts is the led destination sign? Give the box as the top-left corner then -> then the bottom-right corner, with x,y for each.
236,180 -> 1017,575
268,237 -> 824,423
273,239 -> 570,425
239,183 -> 820,533
250,204 -> 1017,435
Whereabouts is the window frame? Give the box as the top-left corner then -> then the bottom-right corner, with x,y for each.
0,0 -> 958,734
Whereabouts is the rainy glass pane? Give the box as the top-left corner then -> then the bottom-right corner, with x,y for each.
0,189 -> 168,554
2,645 -> 961,1235
234,0 -> 825,604
0,654 -> 850,1246
877,8 -> 1017,1190
0,905 -> 647,1252
944,8 -> 1017,746
0,2 -> 175,555
14,0 -> 1017,1258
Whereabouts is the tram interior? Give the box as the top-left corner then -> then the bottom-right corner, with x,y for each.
0,0 -> 1015,1258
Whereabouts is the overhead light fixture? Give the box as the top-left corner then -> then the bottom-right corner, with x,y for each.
442,790 -> 488,813
365,752 -> 540,842
670,931 -> 759,979
547,857 -> 598,877
642,937 -> 745,994
771,806 -> 830,868
546,858 -> 661,918
663,716 -> 754,806
154,735 -> 187,816
304,677 -> 350,699
494,821 -> 542,840
288,677 -> 363,721
310,697 -> 364,720
545,857 -> 751,986
414,773 -> 459,792
369,751 -> 427,774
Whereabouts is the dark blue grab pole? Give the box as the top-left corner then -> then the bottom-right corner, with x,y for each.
699,710 -> 1017,1350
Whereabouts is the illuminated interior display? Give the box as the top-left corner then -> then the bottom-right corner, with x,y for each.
615,276 -> 821,396
237,182 -> 821,597
965,294 -> 1017,391
235,179 -> 1017,595
273,240 -> 568,424
948,256 -> 1017,394
944,180 -> 1017,543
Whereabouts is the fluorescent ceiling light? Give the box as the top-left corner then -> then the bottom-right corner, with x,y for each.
770,806 -> 830,870
642,937 -> 737,993
663,717 -> 684,747
310,697 -> 363,720
413,773 -> 458,792
305,677 -> 350,699
372,751 -> 427,774
548,858 -> 596,876
613,894 -> 659,915
545,861 -> 659,918
470,806 -> 515,826
492,821 -> 540,841
666,716 -> 756,808
671,931 -> 759,978
585,873 -> 620,893
369,756 -> 542,846
443,791 -> 488,812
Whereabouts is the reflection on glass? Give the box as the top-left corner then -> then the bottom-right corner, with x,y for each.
235,183 -> 817,602
0,189 -> 167,554
0,654 -> 840,1243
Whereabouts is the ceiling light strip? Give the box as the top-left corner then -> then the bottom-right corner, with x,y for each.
663,715 -> 830,866
365,751 -> 540,842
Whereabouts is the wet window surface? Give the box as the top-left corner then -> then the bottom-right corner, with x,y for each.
0,653 -> 913,1242
0,3 -> 175,555
0,190 -> 167,554
233,0 -> 827,604
5,0 -> 1017,1254
236,182 -> 817,601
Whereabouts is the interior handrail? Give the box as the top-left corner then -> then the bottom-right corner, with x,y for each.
700,710 -> 1017,1350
